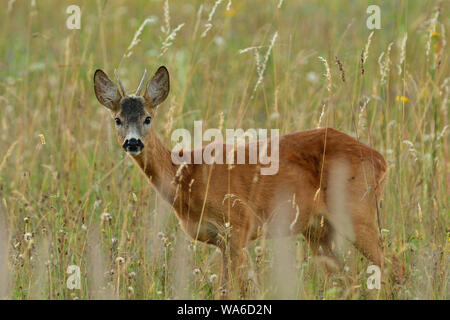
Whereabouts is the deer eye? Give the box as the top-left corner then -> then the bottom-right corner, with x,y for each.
144,116 -> 151,125
115,118 -> 122,126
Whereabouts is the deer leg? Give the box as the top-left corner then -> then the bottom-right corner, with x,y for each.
352,220 -> 384,268
348,193 -> 384,269
303,219 -> 340,274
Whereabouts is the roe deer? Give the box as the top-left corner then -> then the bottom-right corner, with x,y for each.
93,66 -> 388,292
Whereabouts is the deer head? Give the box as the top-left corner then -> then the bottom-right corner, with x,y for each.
93,66 -> 170,155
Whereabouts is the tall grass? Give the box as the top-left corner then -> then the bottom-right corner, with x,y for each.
0,0 -> 448,299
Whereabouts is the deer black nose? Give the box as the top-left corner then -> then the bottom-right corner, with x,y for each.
123,138 -> 144,153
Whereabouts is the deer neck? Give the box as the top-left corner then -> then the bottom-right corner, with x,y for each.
132,129 -> 180,204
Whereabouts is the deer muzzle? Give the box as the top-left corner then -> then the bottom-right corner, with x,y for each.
123,138 -> 144,155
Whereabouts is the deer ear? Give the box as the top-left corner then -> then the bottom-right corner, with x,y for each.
94,69 -> 121,111
145,66 -> 170,108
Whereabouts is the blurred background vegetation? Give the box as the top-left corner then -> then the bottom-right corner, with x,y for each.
0,0 -> 448,299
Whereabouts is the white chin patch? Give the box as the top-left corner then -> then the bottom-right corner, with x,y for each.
127,150 -> 142,156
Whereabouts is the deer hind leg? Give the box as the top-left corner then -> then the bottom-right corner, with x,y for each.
324,159 -> 385,270
349,196 -> 384,268
354,224 -> 384,267
352,160 -> 386,268
352,214 -> 384,268
324,192 -> 384,268
303,217 -> 340,274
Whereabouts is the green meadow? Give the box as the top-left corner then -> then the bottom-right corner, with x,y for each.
0,0 -> 448,299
